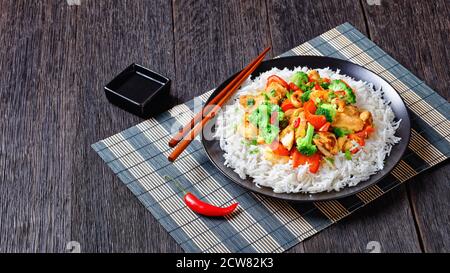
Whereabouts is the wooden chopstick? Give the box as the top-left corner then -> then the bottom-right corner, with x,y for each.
168,47 -> 271,148
168,48 -> 270,162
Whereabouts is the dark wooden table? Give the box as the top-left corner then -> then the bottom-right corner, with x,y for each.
0,0 -> 448,253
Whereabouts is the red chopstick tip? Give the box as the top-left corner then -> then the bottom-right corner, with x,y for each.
168,139 -> 178,147
167,155 -> 176,162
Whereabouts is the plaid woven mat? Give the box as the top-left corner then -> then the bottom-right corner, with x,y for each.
92,23 -> 450,253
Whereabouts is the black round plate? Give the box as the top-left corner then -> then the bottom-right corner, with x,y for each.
201,56 -> 410,202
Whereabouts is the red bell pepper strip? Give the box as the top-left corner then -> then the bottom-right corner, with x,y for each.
289,82 -> 300,91
303,99 -> 317,113
270,140 -> 290,156
314,83 -> 323,91
348,133 -> 365,146
305,110 -> 327,130
267,75 -> 289,89
348,126 -> 375,154
291,149 -> 321,173
318,122 -> 331,132
281,100 -> 295,112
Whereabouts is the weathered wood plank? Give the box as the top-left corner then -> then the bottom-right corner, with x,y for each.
172,0 -> 273,103
265,0 -> 422,252
67,0 -> 180,252
0,0 -> 180,252
361,0 -> 450,252
0,0 -> 74,252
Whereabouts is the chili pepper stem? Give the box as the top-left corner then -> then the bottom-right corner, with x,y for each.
163,175 -> 188,196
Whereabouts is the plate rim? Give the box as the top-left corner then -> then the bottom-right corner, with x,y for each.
201,55 -> 411,202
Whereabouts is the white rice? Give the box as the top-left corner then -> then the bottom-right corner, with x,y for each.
214,67 -> 401,194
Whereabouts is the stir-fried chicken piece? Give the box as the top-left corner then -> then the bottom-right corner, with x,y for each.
331,105 -> 365,132
337,136 -> 353,152
308,70 -> 320,82
359,110 -> 373,126
239,114 -> 258,140
239,94 -> 264,111
331,98 -> 346,112
266,82 -> 288,104
313,132 -> 338,157
279,125 -> 295,150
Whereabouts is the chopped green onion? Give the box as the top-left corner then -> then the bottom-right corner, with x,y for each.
344,150 -> 352,160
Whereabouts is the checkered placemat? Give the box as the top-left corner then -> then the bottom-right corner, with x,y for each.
92,23 -> 450,253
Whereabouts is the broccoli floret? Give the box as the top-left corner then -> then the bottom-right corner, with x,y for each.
333,127 -> 353,137
329,79 -> 347,92
260,124 -> 279,144
321,82 -> 330,89
345,87 -> 356,104
315,103 -> 337,122
248,102 -> 285,144
327,91 -> 336,100
296,123 -> 317,156
249,102 -> 284,127
290,71 -> 308,88
328,79 -> 356,104
301,90 -> 312,102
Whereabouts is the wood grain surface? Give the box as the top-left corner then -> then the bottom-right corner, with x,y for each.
0,0 -> 448,253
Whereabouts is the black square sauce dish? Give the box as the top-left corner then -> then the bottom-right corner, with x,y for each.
104,63 -> 171,118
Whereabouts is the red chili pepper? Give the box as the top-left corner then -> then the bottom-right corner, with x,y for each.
323,78 -> 331,83
289,82 -> 300,91
267,75 -> 289,89
164,176 -> 238,217
314,83 -> 323,91
293,117 -> 301,128
184,193 -> 238,217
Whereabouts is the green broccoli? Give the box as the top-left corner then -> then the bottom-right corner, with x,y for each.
333,127 -> 353,137
327,91 -> 336,100
320,82 -> 330,89
301,90 -> 312,102
290,71 -> 308,88
248,102 -> 285,144
328,79 -> 347,92
328,79 -> 356,104
249,102 -> 284,127
296,123 -> 317,156
260,124 -> 279,144
315,103 -> 337,122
